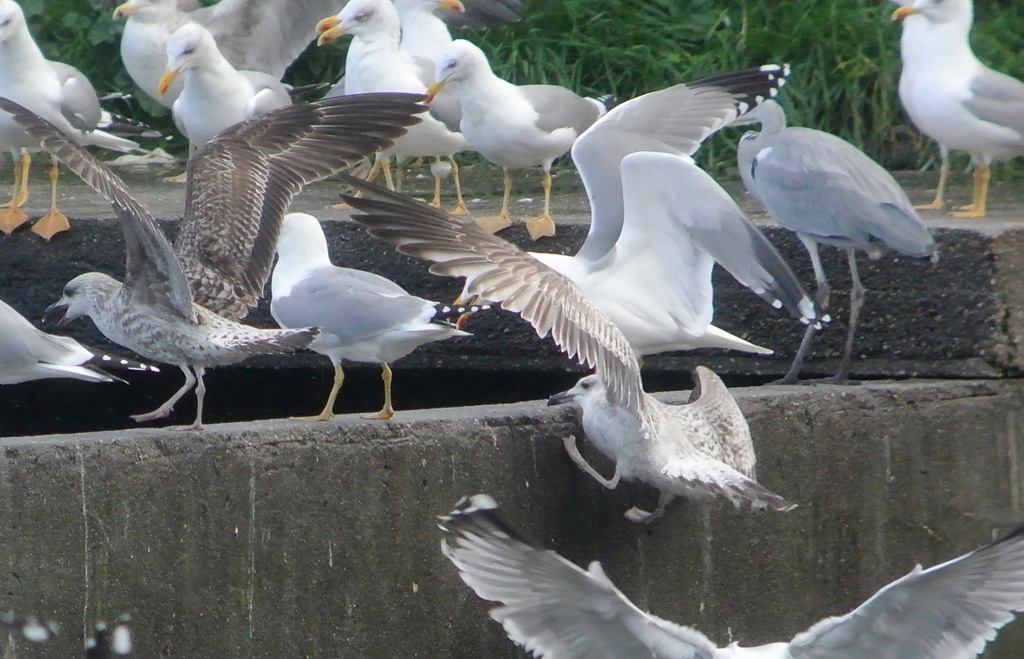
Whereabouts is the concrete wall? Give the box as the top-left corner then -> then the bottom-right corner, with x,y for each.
0,379 -> 1021,657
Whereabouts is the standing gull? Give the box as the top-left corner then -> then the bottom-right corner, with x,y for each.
361,67 -> 817,358
441,494 -> 1024,659
158,23 -> 291,150
0,0 -> 138,239
2,93 -> 426,429
893,0 -> 1024,217
342,175 -> 795,519
736,100 -> 937,384
271,212 -> 472,421
316,0 -> 471,212
427,39 -> 609,239
113,0 -> 340,107
0,298 -> 158,385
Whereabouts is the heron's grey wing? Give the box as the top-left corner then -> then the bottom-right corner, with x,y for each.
339,174 -> 644,413
176,93 -> 426,321
272,266 -> 438,343
440,495 -> 718,659
0,98 -> 197,323
789,523 -> 1024,658
415,56 -> 462,132
746,128 -> 935,258
48,61 -> 101,131
606,151 -> 817,329
193,0 -> 339,78
962,67 -> 1024,138
572,65 -> 790,262
439,0 -> 525,29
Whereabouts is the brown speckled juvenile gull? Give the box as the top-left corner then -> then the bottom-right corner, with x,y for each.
441,495 -> 1024,659
1,93 -> 426,429
342,177 -> 795,521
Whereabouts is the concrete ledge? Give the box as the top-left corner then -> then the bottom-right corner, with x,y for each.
0,379 -> 1021,656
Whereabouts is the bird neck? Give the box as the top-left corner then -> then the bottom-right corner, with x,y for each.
0,27 -> 48,82
902,10 -> 976,71
398,9 -> 452,59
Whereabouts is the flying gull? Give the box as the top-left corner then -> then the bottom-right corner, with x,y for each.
2,93 -> 427,429
0,297 -> 159,385
0,0 -> 138,239
427,39 -> 610,239
441,493 -> 1024,659
735,100 -> 936,384
893,0 -> 1024,217
317,0 -> 471,213
271,212 -> 474,421
158,22 -> 291,150
358,67 -> 817,358
113,0 -> 340,107
341,174 -> 795,518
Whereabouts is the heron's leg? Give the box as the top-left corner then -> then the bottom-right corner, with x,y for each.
624,491 -> 675,524
449,159 -> 469,216
0,152 -> 30,234
916,146 -> 949,210
829,249 -> 865,384
952,164 -> 990,218
562,435 -> 621,489
774,236 -> 829,384
132,365 -> 196,423
365,363 -> 395,420
524,168 -> 556,240
474,168 -> 512,233
774,322 -> 817,385
31,161 -> 71,240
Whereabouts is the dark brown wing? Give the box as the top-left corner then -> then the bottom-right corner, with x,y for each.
0,96 -> 197,323
176,93 -> 426,321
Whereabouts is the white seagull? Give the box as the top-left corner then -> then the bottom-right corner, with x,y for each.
441,494 -> 1024,659
394,0 -> 525,60
893,0 -> 1024,217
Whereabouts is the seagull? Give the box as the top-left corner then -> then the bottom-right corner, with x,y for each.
0,297 -> 159,385
394,0 -> 525,60
340,172 -> 795,519
427,39 -> 609,239
112,0 -> 339,107
735,99 -> 937,384
0,0 -> 138,239
158,23 -> 291,150
441,493 -> 1024,659
85,615 -> 132,658
2,93 -> 427,429
271,212 -> 473,421
316,0 -> 471,212
892,0 -> 1024,217
352,67 -> 817,358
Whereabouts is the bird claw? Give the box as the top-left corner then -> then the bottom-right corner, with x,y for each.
31,209 -> 70,240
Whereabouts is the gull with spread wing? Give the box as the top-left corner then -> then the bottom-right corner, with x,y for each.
2,93 -> 426,429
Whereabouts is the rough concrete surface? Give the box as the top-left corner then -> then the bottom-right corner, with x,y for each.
0,380 -> 1019,656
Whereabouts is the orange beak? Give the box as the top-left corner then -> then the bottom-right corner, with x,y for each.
425,80 -> 445,103
112,2 -> 136,19
157,69 -> 180,96
438,0 -> 465,12
316,16 -> 345,45
891,5 -> 919,20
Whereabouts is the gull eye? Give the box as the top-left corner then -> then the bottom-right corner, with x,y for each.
182,46 -> 196,55
0,18 -> 11,27
355,11 -> 372,21
580,380 -> 593,390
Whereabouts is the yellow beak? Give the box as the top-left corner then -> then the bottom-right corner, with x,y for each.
112,2 -> 136,19
316,16 -> 346,46
891,5 -> 919,20
438,0 -> 465,12
425,80 -> 445,103
157,69 -> 180,97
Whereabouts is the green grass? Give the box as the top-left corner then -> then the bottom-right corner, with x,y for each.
18,0 -> 1024,173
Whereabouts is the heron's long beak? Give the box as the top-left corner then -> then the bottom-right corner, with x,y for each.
437,0 -> 465,12
112,2 -> 136,19
317,16 -> 346,45
42,299 -> 70,328
425,80 -> 446,103
157,69 -> 180,96
891,5 -> 919,20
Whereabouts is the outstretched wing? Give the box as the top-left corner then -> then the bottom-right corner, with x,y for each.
176,93 -> 426,321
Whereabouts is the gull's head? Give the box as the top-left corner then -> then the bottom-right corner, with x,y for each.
891,0 -> 968,24
159,23 -> 214,95
44,273 -> 120,327
429,39 -> 490,99
318,0 -> 396,45
547,374 -> 606,409
113,0 -> 175,20
0,0 -> 26,44
276,213 -> 330,261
